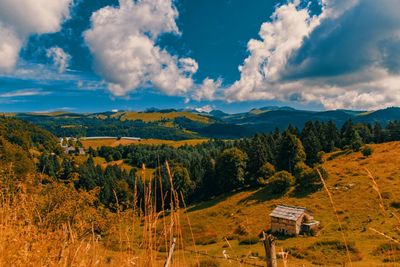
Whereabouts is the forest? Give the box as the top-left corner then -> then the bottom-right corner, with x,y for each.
35,118 -> 400,211
2,116 -> 400,265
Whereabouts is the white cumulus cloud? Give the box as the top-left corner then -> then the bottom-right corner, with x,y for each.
192,78 -> 223,101
84,0 -> 201,97
224,0 -> 400,110
0,0 -> 72,73
224,0 -> 321,102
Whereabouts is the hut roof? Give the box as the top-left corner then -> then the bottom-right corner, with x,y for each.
270,205 -> 307,221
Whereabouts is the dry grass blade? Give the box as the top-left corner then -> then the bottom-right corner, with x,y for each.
365,168 -> 385,213
318,169 -> 353,267
369,227 -> 400,245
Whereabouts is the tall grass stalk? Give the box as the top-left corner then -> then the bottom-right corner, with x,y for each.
318,170 -> 353,267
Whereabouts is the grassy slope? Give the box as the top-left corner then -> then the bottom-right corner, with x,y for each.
117,111 -> 211,124
182,142 -> 400,266
81,138 -> 209,149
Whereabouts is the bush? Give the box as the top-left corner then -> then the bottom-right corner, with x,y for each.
195,259 -> 220,267
268,171 -> 294,194
195,232 -> 218,245
238,235 -> 259,245
294,162 -> 312,182
294,163 -> 326,194
257,162 -> 276,180
391,201 -> 400,209
361,145 -> 373,157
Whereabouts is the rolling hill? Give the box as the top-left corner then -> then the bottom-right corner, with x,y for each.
5,106 -> 400,139
179,141 -> 400,266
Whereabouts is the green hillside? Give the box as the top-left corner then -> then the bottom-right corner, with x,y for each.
7,107 -> 400,140
181,141 -> 400,266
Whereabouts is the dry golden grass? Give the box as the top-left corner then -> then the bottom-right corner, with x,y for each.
179,141 -> 400,266
2,142 -> 400,266
0,162 -> 203,267
81,138 -> 208,149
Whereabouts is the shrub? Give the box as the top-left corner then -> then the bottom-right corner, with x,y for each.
268,171 -> 294,194
294,162 -> 312,183
195,232 -> 218,245
361,145 -> 373,157
195,259 -> 220,267
257,162 -> 276,180
391,201 -> 400,209
238,235 -> 259,245
293,163 -> 326,194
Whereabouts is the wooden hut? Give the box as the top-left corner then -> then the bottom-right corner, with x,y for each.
270,205 -> 319,236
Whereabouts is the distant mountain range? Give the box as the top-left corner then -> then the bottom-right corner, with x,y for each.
6,106 -> 400,139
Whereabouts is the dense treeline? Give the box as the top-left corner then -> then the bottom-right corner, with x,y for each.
38,119 -> 400,211
4,115 -> 399,211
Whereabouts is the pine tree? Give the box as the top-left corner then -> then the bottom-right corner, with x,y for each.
325,120 -> 340,151
372,122 -> 385,143
246,134 -> 273,179
301,122 -> 322,166
277,131 -> 306,173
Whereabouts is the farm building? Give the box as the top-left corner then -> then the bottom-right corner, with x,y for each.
270,205 -> 319,236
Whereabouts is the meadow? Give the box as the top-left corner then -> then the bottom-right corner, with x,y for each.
112,111 -> 211,124
2,141 -> 400,266
81,138 -> 209,149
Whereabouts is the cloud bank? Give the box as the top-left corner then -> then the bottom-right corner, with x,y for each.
222,0 -> 400,109
0,0 -> 72,73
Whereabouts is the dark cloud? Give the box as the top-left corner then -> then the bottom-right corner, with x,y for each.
284,0 -> 400,80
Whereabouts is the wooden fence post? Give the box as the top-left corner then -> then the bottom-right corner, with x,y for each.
164,237 -> 177,267
262,232 -> 277,267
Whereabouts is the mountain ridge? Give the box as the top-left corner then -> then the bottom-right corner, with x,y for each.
5,106 -> 400,139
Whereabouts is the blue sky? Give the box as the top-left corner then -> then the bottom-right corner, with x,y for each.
0,0 -> 399,113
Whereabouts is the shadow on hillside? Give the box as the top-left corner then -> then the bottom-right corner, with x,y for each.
186,192 -> 236,213
237,186 -> 283,204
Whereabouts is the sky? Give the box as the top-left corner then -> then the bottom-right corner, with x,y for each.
0,0 -> 399,113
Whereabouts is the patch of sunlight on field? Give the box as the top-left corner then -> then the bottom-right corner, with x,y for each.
81,138 -> 209,149
119,111 -> 210,124
92,157 -> 133,172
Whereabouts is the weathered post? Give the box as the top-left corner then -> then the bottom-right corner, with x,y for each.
262,232 -> 277,267
164,237 -> 177,267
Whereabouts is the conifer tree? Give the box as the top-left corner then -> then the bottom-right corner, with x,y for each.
277,131 -> 306,173
301,122 -> 322,166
